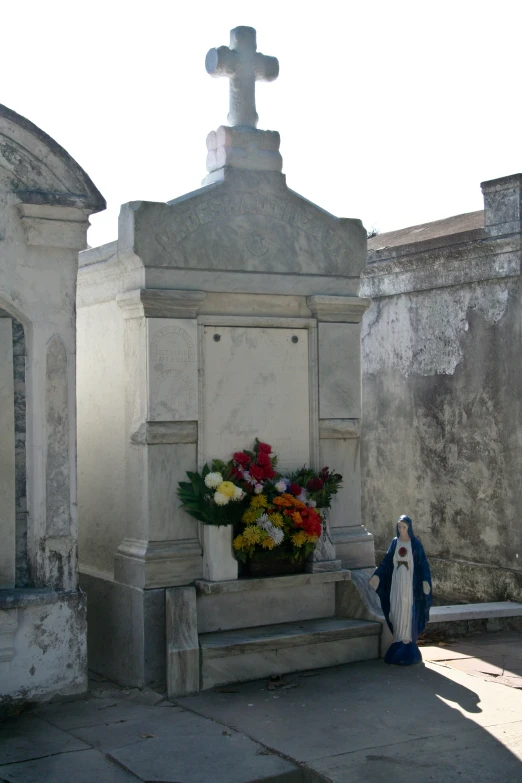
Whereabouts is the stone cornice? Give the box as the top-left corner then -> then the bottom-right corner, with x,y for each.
306,295 -> 370,323
116,289 -> 206,319
130,421 -> 197,445
362,234 -> 521,299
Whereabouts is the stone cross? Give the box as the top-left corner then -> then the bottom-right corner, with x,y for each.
205,26 -> 279,129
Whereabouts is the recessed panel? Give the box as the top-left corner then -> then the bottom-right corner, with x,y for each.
202,327 -> 309,470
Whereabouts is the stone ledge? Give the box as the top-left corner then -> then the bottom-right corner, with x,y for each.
307,295 -> 370,323
117,289 -> 206,319
429,601 -> 522,624
195,569 -> 351,595
319,419 -> 360,439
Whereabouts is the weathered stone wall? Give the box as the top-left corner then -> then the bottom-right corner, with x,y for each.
361,175 -> 522,603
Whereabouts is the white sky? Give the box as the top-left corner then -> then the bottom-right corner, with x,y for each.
2,0 -> 521,247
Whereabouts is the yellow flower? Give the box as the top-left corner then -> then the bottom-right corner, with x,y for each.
269,512 -> 284,528
217,481 -> 236,499
261,536 -> 276,549
233,534 -> 245,551
251,494 -> 268,509
243,525 -> 263,545
292,531 -> 309,547
242,509 -> 258,525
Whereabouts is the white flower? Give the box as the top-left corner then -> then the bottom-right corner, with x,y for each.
274,480 -> 286,493
205,472 -> 223,489
214,491 -> 229,506
297,492 -> 307,504
233,486 -> 245,501
308,499 -> 317,508
256,514 -> 284,546
254,483 -> 264,494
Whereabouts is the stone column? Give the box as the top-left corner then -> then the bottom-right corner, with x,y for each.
17,204 -> 93,591
114,290 -> 205,589
307,296 -> 375,570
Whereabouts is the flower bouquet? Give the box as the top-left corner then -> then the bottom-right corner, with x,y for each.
178,439 -> 343,578
177,461 -> 247,527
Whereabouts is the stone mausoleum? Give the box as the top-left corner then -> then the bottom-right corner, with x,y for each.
77,27 -> 380,694
0,104 -> 105,705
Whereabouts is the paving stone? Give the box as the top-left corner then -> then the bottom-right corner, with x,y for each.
108,709 -> 302,783
0,748 -> 143,782
420,645 -> 474,662
70,707 -> 214,753
306,721 -> 522,783
34,696 -> 178,731
0,716 -> 88,765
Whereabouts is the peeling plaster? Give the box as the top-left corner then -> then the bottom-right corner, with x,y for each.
362,282 -> 509,377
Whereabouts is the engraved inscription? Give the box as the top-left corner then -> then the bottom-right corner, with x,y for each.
151,325 -> 195,371
155,192 -> 344,260
148,319 -> 198,422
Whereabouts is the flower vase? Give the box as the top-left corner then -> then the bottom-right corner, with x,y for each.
202,524 -> 238,582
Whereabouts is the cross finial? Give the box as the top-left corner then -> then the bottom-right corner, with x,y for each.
206,27 -> 279,128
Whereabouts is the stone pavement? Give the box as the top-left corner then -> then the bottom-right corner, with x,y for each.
1,631 -> 521,782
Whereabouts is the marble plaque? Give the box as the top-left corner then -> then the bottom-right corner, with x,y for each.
202,327 -> 310,470
0,319 -> 15,587
148,319 -> 198,421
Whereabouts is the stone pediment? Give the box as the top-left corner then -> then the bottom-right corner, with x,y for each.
123,171 -> 365,278
0,104 -> 105,212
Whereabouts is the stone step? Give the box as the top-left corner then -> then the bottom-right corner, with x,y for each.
199,617 -> 381,690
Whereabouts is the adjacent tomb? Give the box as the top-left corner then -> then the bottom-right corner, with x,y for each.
0,104 -> 105,704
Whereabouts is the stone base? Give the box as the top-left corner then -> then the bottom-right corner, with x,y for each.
114,538 -> 203,590
0,589 -> 87,705
306,559 -> 342,573
332,526 -> 376,569
199,617 -> 380,690
79,571 -> 166,689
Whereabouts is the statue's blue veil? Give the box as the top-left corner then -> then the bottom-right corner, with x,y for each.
396,514 -> 414,539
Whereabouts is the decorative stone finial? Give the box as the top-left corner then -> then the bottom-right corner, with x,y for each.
205,26 -> 279,128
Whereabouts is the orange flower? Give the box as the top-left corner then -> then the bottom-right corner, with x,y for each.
273,494 -> 294,508
291,511 -> 303,526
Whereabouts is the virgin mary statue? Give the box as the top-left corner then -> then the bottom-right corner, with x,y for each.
370,515 -> 432,665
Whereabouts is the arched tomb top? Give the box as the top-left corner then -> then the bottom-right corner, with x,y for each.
0,103 -> 105,214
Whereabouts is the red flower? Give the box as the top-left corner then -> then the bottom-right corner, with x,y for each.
307,478 -> 324,491
288,483 -> 302,496
249,464 -> 265,482
233,452 -> 251,468
399,546 -> 407,558
299,507 -> 322,537
257,442 -> 272,454
231,466 -> 244,480
257,452 -> 272,468
264,465 -> 276,480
